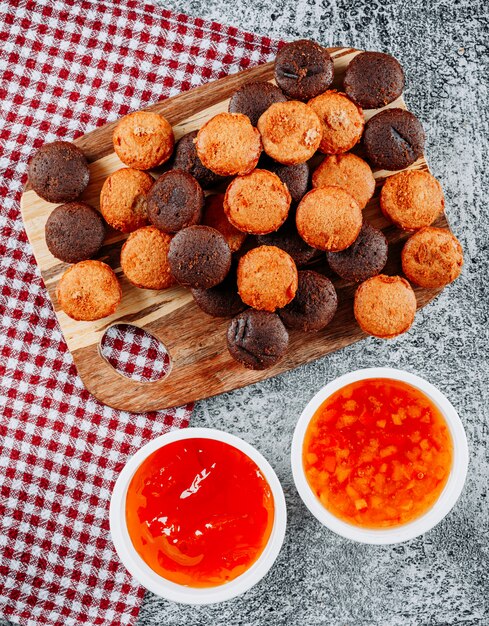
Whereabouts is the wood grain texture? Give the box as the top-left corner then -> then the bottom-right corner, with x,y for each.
20,47 -> 449,412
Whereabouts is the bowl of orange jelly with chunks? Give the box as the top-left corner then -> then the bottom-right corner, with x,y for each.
110,428 -> 286,604
292,368 -> 468,544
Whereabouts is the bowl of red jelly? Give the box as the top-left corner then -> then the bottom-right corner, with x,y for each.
110,428 -> 286,604
291,368 -> 468,544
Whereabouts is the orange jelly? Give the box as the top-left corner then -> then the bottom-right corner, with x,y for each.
303,378 -> 453,528
126,438 -> 274,587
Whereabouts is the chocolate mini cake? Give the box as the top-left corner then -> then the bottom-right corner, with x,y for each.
227,309 -> 289,370
29,141 -> 90,203
172,130 -> 223,189
344,51 -> 405,109
168,225 -> 231,289
260,157 -> 309,205
363,108 -> 425,171
147,169 -> 204,233
191,266 -> 246,317
274,39 -> 334,101
279,270 -> 338,332
256,215 -> 317,267
45,202 -> 105,263
228,81 -> 287,126
327,222 -> 388,283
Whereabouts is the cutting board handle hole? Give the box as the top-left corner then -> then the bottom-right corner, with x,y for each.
99,323 -> 171,383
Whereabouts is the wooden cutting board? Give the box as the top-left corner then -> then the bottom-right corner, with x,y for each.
20,47 -> 449,412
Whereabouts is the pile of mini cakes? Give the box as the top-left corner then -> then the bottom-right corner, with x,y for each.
30,40 -> 464,370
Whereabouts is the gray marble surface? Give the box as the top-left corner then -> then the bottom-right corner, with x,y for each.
135,1 -> 488,625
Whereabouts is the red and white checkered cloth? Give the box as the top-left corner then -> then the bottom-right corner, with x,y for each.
0,2 -> 279,625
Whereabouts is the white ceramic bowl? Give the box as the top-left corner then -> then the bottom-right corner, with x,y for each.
110,427 -> 286,604
291,368 -> 468,545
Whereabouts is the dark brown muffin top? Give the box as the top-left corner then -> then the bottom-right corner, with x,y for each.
191,266 -> 246,317
228,81 -> 287,126
45,202 -> 105,264
29,141 -> 90,203
260,156 -> 309,205
327,221 -> 388,283
344,51 -> 405,109
168,225 -> 231,289
147,169 -> 204,233
256,215 -> 318,267
172,131 -> 224,189
227,309 -> 289,370
274,39 -> 334,101
278,270 -> 337,332
363,108 -> 425,171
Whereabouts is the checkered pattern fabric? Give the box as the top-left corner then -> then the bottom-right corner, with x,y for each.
0,1 -> 279,625
99,325 -> 170,382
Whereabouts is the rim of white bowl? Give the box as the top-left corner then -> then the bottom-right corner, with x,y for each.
110,427 -> 287,605
291,368 -> 469,545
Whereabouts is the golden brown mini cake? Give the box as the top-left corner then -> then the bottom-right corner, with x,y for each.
380,170 -> 445,231
307,91 -> 365,154
402,227 -> 463,288
224,169 -> 291,235
312,153 -> 375,209
113,111 -> 174,170
195,112 -> 262,176
237,245 -> 298,312
354,274 -> 417,339
56,260 -> 121,321
100,168 -> 153,233
257,101 -> 322,165
120,226 -> 175,290
202,193 -> 247,252
296,186 -> 362,251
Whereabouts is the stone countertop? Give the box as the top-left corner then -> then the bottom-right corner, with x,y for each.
136,1 -> 488,625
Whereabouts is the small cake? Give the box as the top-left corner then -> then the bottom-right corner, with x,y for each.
256,215 -> 318,267
228,81 -> 287,126
296,186 -> 362,251
56,260 -> 121,321
380,170 -> 445,231
195,112 -> 262,176
237,245 -> 298,312
28,141 -> 90,203
274,39 -> 334,101
278,270 -> 338,332
45,202 -> 105,264
191,266 -> 246,317
402,227 -> 463,288
227,309 -> 289,370
344,51 -> 405,109
202,193 -> 246,252
168,225 -> 231,289
354,274 -> 417,339
363,108 -> 425,171
147,169 -> 204,233
113,111 -> 174,170
261,157 -> 309,204
257,101 -> 322,165
172,130 -> 223,189
120,226 -> 174,290
307,91 -> 365,154
312,153 -> 375,209
327,221 -> 388,282
100,168 -> 153,233
224,169 -> 291,235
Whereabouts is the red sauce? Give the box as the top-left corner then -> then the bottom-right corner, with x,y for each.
126,438 -> 274,587
303,378 -> 453,528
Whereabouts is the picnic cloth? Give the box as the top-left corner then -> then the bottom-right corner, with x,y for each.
0,1 -> 279,624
